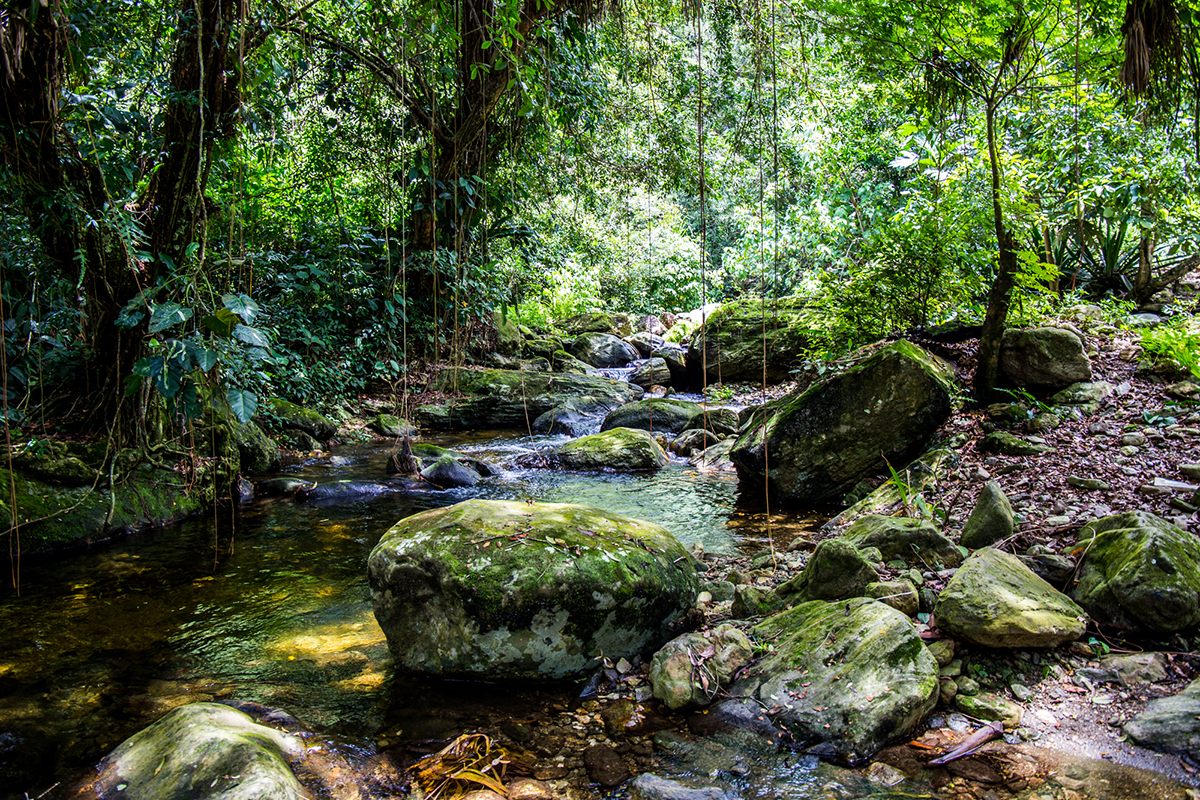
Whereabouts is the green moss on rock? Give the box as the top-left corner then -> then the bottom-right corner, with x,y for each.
367,499 -> 699,680
840,515 -> 962,569
686,295 -> 817,384
554,427 -> 668,472
266,398 -> 337,440
601,398 -> 706,434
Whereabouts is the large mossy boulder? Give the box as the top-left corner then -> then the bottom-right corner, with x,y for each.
630,357 -> 672,389
414,368 -> 642,430
840,515 -> 962,569
686,296 -> 815,385
777,539 -> 877,603
570,332 -> 640,368
266,398 -> 337,441
367,413 -> 415,438
602,398 -> 705,434
751,598 -> 938,763
1124,679 -> 1200,760
553,427 -> 668,472
564,311 -> 634,337
1070,511 -> 1200,635
232,421 -> 281,475
91,703 -> 305,799
730,341 -> 956,508
999,327 -> 1092,393
368,499 -> 699,679
935,548 -> 1086,648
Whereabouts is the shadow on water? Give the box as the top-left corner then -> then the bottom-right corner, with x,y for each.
0,432 -> 817,796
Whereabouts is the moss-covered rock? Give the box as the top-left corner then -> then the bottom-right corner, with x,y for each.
11,440 -> 97,486
686,296 -> 816,385
494,311 -> 525,355
825,449 -> 957,530
563,311 -> 633,337
551,349 -> 594,375
1071,511 -> 1200,635
420,455 -> 481,488
602,398 -> 706,434
415,368 -> 643,431
751,598 -> 938,763
232,421 -> 281,475
553,427 -> 668,472
525,336 -> 566,360
1000,326 -> 1093,393
570,332 -> 640,368
649,625 -> 754,710
630,357 -> 671,389
368,413 -> 415,438
935,548 -> 1086,648
368,499 -> 699,679
978,431 -> 1054,456
777,539 -> 877,602
960,480 -> 1014,549
865,580 -> 919,617
0,461 -> 205,554
840,515 -> 962,569
92,702 -> 305,799
955,692 -> 1023,727
266,398 -> 337,441
730,341 -> 956,508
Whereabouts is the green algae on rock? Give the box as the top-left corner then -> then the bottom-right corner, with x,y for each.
935,548 -> 1086,648
751,597 -> 938,763
91,703 -> 305,799
1071,511 -> 1200,636
368,499 -> 699,680
730,340 -> 956,508
553,427 -> 669,472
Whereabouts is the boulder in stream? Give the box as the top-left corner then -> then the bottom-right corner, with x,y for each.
552,427 -> 669,472
602,398 -> 705,434
729,340 -> 955,508
649,624 -> 754,710
570,332 -> 640,368
91,702 -> 305,800
685,295 -> 815,385
420,455 -> 481,488
630,357 -> 672,389
1070,511 -> 1200,635
533,396 -> 618,436
368,499 -> 699,679
266,398 -> 337,441
750,597 -> 938,763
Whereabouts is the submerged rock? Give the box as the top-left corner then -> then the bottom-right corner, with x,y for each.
999,326 -> 1092,393
686,295 -> 814,385
552,427 -> 668,472
1124,679 -> 1200,760
730,341 -> 955,508
570,332 -> 640,368
1070,511 -> 1200,635
415,368 -> 642,430
935,548 -> 1086,648
751,597 -> 938,763
649,625 -> 754,710
368,499 -> 699,679
91,702 -> 305,799
840,515 -> 962,569
960,480 -> 1014,549
602,398 -> 706,434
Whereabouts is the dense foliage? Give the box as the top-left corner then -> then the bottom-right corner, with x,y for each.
2,0 -> 1199,428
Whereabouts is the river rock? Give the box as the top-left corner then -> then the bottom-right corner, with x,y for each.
630,357 -> 672,389
978,431 -> 1055,456
1070,511 -> 1200,635
1124,679 -> 1200,760
653,346 -> 689,388
777,539 -> 877,602
602,398 -> 706,434
649,624 -> 754,710
730,341 -> 955,508
415,368 -> 642,430
934,548 -> 1086,648
999,327 -> 1092,393
551,349 -> 594,374
564,311 -> 633,337
91,703 -> 305,799
532,397 -> 617,436
420,455 -> 481,488
553,427 -> 668,472
368,499 -> 699,679
686,296 -> 814,385
570,332 -> 640,368
628,774 -> 731,800
670,428 -> 715,456
627,331 -> 666,357
233,420 -> 281,475
865,580 -> 920,617
960,481 -> 1014,548
751,598 -> 938,762
267,398 -> 337,441
841,515 -> 962,569
367,413 -> 414,438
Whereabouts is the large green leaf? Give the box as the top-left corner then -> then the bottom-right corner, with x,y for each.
203,308 -> 240,338
227,387 -> 258,423
233,324 -> 270,348
148,302 -> 193,334
222,293 -> 259,324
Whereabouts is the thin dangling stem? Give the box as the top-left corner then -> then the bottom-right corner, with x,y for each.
694,2 -> 709,451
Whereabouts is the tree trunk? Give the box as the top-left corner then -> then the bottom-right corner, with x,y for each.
975,101 -> 1019,404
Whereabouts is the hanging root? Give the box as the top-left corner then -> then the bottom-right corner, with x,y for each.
1120,0 -> 1182,97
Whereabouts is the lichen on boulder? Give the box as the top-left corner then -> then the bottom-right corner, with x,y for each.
368,499 -> 699,680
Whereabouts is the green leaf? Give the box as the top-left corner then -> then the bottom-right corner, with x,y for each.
203,308 -> 240,337
221,293 -> 259,324
226,387 -> 257,423
148,302 -> 193,334
233,324 -> 270,348
187,341 -> 218,372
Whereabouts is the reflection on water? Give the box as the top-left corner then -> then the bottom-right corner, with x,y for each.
0,432 -> 802,796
